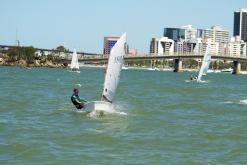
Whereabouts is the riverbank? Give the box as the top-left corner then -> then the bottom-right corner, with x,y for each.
0,58 -> 66,68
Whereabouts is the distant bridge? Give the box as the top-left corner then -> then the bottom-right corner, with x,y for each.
59,54 -> 247,74
1,44 -> 246,74
72,54 -> 247,63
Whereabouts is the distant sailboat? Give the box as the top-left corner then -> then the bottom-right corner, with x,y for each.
197,42 -> 211,82
70,49 -> 79,71
221,68 -> 233,73
83,32 -> 126,113
147,60 -> 160,71
122,65 -> 129,70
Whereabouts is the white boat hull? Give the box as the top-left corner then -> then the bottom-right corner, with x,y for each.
221,68 -> 233,73
207,69 -> 214,73
122,66 -> 128,70
147,67 -> 159,71
83,101 -> 112,113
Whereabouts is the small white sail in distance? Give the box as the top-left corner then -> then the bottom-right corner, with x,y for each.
197,42 -> 211,82
101,32 -> 126,103
70,49 -> 79,70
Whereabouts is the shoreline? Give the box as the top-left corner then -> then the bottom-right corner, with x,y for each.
1,61 -> 245,73
0,59 -> 66,68
2,64 -> 247,74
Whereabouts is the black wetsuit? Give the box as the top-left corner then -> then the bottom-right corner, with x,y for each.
71,95 -> 87,109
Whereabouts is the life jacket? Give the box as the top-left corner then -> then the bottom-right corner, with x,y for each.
71,95 -> 80,105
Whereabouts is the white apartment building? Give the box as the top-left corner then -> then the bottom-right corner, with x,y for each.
193,38 -> 203,54
150,37 -> 174,55
193,38 -> 222,56
181,25 -> 197,41
174,39 -> 198,54
203,26 -> 229,43
155,24 -> 247,57
228,36 -> 246,57
209,42 -> 220,55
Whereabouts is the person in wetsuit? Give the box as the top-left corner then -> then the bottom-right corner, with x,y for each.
189,74 -> 194,80
189,74 -> 197,81
71,88 -> 88,109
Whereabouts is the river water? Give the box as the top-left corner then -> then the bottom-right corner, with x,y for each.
0,66 -> 247,164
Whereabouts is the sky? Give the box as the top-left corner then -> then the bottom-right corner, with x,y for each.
0,0 -> 246,54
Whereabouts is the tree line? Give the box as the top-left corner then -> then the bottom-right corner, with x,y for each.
0,45 -> 67,64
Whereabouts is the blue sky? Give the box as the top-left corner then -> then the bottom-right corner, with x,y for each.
0,0 -> 246,53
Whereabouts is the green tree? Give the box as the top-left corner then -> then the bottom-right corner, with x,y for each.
6,46 -> 19,61
23,46 -> 36,63
56,45 -> 66,52
5,46 -> 36,63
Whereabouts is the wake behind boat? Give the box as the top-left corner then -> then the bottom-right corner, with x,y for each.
82,32 -> 127,114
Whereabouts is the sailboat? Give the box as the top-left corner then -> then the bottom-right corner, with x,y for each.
122,64 -> 129,70
147,60 -> 160,71
197,42 -> 211,82
83,32 -> 126,113
70,49 -> 80,72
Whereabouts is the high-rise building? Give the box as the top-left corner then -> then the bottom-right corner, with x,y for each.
150,38 -> 159,54
103,36 -> 120,54
174,39 -> 197,54
150,37 -> 174,55
164,25 -> 197,42
163,25 -> 219,55
197,29 -> 204,39
181,25 -> 197,41
164,28 -> 185,42
228,36 -> 246,57
203,26 -> 229,43
193,38 -> 203,55
233,9 -> 247,42
198,26 -> 229,56
174,40 -> 186,54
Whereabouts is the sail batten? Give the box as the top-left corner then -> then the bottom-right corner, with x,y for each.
197,43 -> 211,82
101,33 -> 126,103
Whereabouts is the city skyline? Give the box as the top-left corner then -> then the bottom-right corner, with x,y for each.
0,0 -> 246,53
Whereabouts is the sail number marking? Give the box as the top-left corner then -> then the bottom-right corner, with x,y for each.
114,56 -> 123,64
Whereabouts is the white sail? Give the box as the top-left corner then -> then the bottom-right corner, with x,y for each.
70,49 -> 79,70
197,43 -> 211,82
101,32 -> 126,103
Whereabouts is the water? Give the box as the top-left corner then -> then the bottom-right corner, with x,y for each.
1,66 -> 247,164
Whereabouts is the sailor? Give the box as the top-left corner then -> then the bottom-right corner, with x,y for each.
189,74 -> 197,81
189,74 -> 194,80
71,88 -> 88,109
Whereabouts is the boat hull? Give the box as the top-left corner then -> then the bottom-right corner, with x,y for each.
71,68 -> 79,71
83,101 -> 112,113
221,68 -> 233,73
